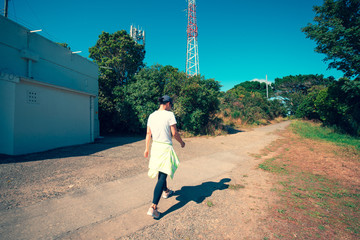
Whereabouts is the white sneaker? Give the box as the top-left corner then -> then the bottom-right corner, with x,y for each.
162,189 -> 174,199
147,207 -> 160,219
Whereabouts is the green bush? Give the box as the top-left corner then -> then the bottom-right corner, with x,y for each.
114,65 -> 221,135
296,78 -> 360,136
172,76 -> 221,135
295,86 -> 325,120
231,111 -> 241,119
315,78 -> 360,136
221,86 -> 286,126
89,30 -> 145,134
274,74 -> 335,115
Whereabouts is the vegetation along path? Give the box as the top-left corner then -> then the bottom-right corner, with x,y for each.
1,120 -> 359,239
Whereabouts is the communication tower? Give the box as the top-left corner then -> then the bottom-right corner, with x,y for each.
186,0 -> 200,76
130,25 -> 145,46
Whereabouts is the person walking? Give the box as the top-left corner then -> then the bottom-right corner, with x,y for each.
144,95 -> 185,219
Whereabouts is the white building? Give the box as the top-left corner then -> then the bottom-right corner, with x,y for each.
0,16 -> 99,155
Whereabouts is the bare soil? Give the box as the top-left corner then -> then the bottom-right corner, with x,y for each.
256,127 -> 360,240
0,121 -> 358,239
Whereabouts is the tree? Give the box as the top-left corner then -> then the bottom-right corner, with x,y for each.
89,30 -> 145,133
89,30 -> 145,97
221,85 -> 286,126
274,74 -> 335,114
173,75 -> 221,134
233,81 -> 273,98
295,85 -> 326,119
302,0 -> 360,78
275,74 -> 334,94
122,64 -> 168,131
115,64 -> 221,135
315,78 -> 360,135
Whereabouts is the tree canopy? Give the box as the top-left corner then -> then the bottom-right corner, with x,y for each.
274,74 -> 335,114
87,23 -> 359,137
89,30 -> 145,90
221,82 -> 286,126
302,0 -> 360,78
121,65 -> 222,135
297,78 -> 360,135
233,81 -> 273,98
89,30 -> 145,133
274,74 -> 335,94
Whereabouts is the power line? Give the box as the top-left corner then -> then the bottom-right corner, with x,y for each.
4,11 -> 69,46
3,1 -> 85,56
24,0 -> 44,31
3,0 -> 67,45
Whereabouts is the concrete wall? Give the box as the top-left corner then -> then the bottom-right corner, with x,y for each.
0,16 -> 99,155
0,74 -> 17,155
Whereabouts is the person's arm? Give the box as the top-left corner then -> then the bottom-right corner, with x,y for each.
171,124 -> 185,148
144,126 -> 152,158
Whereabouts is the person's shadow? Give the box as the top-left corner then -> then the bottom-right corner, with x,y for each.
160,178 -> 231,218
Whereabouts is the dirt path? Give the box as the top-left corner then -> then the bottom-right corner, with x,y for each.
0,121 -> 291,239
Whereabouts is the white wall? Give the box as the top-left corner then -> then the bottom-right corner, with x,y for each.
13,80 -> 92,155
0,16 -> 99,155
0,74 -> 17,155
0,16 -> 98,94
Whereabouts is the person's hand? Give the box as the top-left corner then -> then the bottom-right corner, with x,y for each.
144,150 -> 149,158
181,141 -> 185,148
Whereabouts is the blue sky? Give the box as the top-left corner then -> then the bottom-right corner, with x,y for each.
3,0 -> 344,91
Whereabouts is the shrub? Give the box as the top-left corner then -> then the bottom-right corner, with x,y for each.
231,111 -> 241,119
114,65 -> 221,135
316,78 -> 360,136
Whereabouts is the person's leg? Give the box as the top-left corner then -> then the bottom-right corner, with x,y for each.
152,172 -> 168,207
160,171 -> 168,192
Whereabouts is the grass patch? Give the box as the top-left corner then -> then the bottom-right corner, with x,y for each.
259,157 -> 289,175
228,183 -> 245,190
206,200 -> 214,207
285,171 -> 359,231
250,153 -> 263,159
318,225 -> 325,230
277,209 -> 286,214
290,120 -> 360,151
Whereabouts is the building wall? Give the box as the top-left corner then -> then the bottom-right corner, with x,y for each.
0,75 -> 17,155
13,79 -> 92,155
0,16 -> 99,155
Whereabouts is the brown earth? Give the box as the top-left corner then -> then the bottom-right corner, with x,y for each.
257,127 -> 360,240
0,120 -> 358,239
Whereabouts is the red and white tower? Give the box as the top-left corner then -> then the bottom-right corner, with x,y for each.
186,0 -> 200,76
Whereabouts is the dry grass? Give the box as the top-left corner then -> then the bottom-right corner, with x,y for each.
258,122 -> 360,239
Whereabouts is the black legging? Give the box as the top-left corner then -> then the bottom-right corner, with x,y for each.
152,172 -> 168,205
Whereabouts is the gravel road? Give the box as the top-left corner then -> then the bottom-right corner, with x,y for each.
0,121 -> 290,240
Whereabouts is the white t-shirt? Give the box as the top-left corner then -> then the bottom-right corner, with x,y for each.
147,110 -> 177,144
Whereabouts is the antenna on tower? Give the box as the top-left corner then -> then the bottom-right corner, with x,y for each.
130,25 -> 145,46
186,0 -> 200,76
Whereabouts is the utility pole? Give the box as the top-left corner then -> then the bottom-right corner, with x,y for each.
266,75 -> 269,99
4,0 -> 9,17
